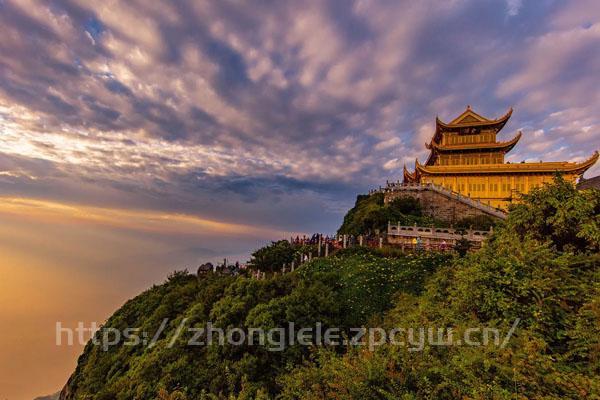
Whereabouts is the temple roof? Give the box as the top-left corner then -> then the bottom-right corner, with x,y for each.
426,131 -> 522,153
403,163 -> 417,183
430,106 -> 513,144
415,151 -> 599,176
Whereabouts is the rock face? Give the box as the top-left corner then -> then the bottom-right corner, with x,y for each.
34,392 -> 60,400
59,372 -> 76,400
197,262 -> 214,275
577,175 -> 600,190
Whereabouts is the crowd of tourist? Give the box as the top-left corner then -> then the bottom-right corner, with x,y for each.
197,233 -> 457,279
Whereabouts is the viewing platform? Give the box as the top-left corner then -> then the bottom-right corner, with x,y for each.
387,222 -> 492,250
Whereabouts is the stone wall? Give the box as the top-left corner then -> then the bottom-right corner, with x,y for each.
384,185 -> 506,224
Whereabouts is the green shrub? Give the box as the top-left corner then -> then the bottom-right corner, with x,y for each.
248,240 -> 296,273
64,178 -> 600,399
280,178 -> 600,399
338,194 -> 444,235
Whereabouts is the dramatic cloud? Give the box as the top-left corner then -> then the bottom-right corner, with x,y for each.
1,0 -> 599,232
2,2 -> 600,398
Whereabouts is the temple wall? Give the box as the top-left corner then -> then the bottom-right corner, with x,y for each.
436,152 -> 504,166
420,173 -> 579,209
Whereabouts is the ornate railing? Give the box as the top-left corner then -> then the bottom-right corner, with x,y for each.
387,222 -> 492,242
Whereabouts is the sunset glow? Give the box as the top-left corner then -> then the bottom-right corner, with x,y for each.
1,0 -> 599,398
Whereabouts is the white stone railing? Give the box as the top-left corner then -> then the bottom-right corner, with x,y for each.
387,222 -> 493,242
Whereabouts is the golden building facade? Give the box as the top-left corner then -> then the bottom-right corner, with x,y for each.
403,106 -> 598,209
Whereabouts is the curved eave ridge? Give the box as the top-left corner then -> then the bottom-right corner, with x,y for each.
423,131 -> 521,167
402,164 -> 418,183
431,131 -> 522,152
573,150 -> 599,173
415,151 -> 599,175
424,148 -> 436,166
430,107 -> 513,145
403,164 -> 414,178
437,107 -> 513,129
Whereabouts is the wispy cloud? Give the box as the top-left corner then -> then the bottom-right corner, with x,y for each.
1,3 -> 599,398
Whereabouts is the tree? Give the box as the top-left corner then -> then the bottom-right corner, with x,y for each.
338,193 -> 440,235
281,178 -> 600,399
453,236 -> 471,257
454,214 -> 497,230
248,240 -> 296,273
388,195 -> 422,216
505,174 -> 600,252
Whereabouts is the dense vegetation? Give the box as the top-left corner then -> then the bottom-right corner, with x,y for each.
337,193 -> 435,235
62,178 -> 599,399
246,240 -> 319,273
246,240 -> 297,273
337,193 -> 497,235
279,177 -> 600,399
62,249 -> 448,399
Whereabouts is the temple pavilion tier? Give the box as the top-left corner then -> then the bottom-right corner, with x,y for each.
403,106 -> 598,209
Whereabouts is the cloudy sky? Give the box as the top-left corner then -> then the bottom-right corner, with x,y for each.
1,0 -> 599,398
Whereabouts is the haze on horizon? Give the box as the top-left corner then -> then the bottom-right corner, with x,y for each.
0,0 -> 599,398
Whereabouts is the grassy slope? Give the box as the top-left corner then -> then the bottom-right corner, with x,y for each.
62,251 -> 449,399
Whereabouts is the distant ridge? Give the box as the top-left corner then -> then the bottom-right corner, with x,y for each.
577,175 -> 600,190
34,392 -> 60,400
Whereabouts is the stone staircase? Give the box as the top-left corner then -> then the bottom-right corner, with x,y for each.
373,182 -> 507,220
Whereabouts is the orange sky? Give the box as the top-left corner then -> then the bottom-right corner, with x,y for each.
1,1 -> 600,399
0,197 -> 286,399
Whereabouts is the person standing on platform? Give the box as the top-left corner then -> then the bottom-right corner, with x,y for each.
416,236 -> 423,252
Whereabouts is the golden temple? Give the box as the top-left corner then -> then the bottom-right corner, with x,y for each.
403,106 -> 598,209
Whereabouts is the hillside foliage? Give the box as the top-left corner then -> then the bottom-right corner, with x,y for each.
337,193 -> 498,235
337,193 -> 438,235
62,178 -> 599,399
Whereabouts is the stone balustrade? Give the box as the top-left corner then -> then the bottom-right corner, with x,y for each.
387,222 -> 492,242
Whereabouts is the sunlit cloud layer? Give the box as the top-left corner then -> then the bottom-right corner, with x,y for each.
0,196 -> 280,399
1,0 -> 599,232
0,196 -> 285,237
1,2 -> 600,398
